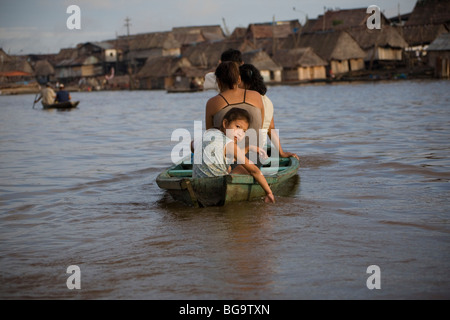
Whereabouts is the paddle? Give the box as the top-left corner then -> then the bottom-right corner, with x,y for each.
32,93 -> 39,109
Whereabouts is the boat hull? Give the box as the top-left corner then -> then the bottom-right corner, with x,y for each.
156,156 -> 300,207
42,101 -> 79,110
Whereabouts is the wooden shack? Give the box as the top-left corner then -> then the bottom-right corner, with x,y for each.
34,60 -> 55,84
427,32 -> 450,78
172,25 -> 225,46
273,47 -> 328,81
126,32 -> 181,70
282,31 -> 366,75
347,26 -> 408,64
241,50 -> 282,83
136,56 -> 191,90
402,0 -> 450,65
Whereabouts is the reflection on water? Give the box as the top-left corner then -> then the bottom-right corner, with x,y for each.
0,80 -> 449,299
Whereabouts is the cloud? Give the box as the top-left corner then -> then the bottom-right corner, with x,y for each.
0,26 -> 112,54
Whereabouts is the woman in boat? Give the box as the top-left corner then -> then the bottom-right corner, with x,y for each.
193,107 -> 275,203
239,64 -> 299,161
205,61 -> 264,134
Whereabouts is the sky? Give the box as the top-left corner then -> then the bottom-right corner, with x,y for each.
0,0 -> 417,55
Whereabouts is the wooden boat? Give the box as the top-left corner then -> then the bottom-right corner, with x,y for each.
167,88 -> 203,93
42,101 -> 79,110
156,154 -> 300,207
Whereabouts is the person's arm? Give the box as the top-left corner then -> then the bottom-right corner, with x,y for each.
203,72 -> 218,91
205,97 -> 217,130
227,141 -> 275,203
268,117 -> 299,160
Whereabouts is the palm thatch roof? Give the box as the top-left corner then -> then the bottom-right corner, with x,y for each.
241,50 -> 282,71
427,32 -> 450,51
34,60 -> 55,76
172,25 -> 225,44
246,23 -> 295,41
402,24 -> 449,46
273,47 -> 328,68
128,32 -> 180,51
136,56 -> 191,78
0,53 -> 34,74
229,27 -> 247,40
405,0 -> 450,26
281,31 -> 366,61
308,8 -> 390,32
347,25 -> 408,49
181,40 -> 257,68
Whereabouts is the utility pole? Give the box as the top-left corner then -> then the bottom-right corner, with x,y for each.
124,17 -> 131,37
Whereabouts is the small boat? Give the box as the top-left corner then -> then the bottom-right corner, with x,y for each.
42,101 -> 79,110
167,87 -> 203,93
156,154 -> 300,207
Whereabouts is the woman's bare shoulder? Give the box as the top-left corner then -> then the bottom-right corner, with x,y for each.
206,95 -> 225,112
246,89 -> 264,107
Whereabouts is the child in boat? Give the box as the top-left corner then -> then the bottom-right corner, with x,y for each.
193,107 -> 275,203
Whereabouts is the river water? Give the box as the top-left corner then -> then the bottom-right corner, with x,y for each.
0,80 -> 449,299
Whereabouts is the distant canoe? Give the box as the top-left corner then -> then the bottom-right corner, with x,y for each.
156,154 -> 300,207
167,88 -> 203,93
42,101 -> 79,110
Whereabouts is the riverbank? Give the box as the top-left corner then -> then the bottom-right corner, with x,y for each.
0,67 -> 440,96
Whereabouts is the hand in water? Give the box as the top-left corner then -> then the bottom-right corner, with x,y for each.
265,193 -> 275,203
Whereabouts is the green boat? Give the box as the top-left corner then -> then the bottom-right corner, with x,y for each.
156,154 -> 300,207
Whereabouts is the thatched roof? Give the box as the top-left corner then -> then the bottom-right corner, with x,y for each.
347,26 -> 408,49
0,54 -> 34,74
301,19 -> 318,33
55,55 -> 100,67
181,40 -> 257,68
405,0 -> 450,26
427,32 -> 450,50
281,31 -> 366,61
241,50 -> 282,71
128,32 -> 180,51
230,27 -> 247,40
402,24 -> 449,46
174,66 -> 209,78
308,8 -> 390,32
54,48 -> 78,62
136,56 -> 191,78
34,60 -> 55,76
273,47 -> 328,68
246,23 -> 293,40
172,25 -> 225,45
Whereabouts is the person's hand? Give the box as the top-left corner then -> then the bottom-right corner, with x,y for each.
280,151 -> 299,160
257,147 -> 268,161
249,146 -> 268,160
264,193 -> 275,203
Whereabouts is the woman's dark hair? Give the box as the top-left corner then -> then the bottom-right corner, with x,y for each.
220,49 -> 242,64
222,108 -> 251,128
239,64 -> 267,96
215,61 -> 240,91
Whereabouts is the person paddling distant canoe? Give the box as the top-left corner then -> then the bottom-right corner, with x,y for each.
55,84 -> 71,103
34,82 -> 56,106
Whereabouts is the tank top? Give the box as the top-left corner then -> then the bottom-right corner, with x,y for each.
212,90 -> 262,134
